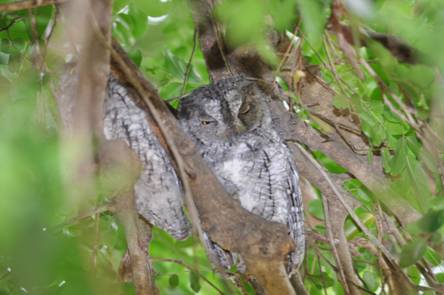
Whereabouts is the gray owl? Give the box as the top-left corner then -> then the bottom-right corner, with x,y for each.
178,76 -> 305,273
56,63 -> 191,240
103,77 -> 191,240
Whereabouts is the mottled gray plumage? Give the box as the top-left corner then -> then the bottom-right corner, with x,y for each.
178,76 -> 305,272
101,75 -> 304,273
103,77 -> 190,240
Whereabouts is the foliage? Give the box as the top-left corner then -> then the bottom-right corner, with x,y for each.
1,0 -> 444,294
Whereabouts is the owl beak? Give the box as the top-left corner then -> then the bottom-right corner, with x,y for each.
232,121 -> 247,135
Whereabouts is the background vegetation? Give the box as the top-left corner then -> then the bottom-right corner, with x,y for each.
1,0 -> 444,294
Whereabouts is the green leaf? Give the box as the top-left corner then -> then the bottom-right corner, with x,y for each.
128,49 -> 143,67
359,101 -> 387,147
436,273 -> 444,283
390,138 -> 408,175
113,0 -> 129,13
216,0 -> 266,46
168,274 -> 179,288
343,179 -> 372,205
312,150 -> 347,173
308,198 -> 324,220
7,20 -> 28,40
309,273 -> 335,288
362,270 -> 379,291
0,52 -> 9,65
269,0 -> 297,32
128,4 -> 148,37
383,110 -> 409,136
381,148 -> 392,173
417,209 -> 444,233
332,94 -> 349,109
399,238 -> 427,268
164,50 -> 186,77
135,0 -> 170,17
297,0 -> 328,48
189,271 -> 201,293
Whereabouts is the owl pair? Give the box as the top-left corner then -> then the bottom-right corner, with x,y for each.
103,75 -> 305,274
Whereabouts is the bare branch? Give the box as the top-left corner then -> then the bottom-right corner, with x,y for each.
295,143 -> 400,266
181,29 -> 198,95
55,0 -> 158,294
289,145 -> 364,294
0,0 -> 65,12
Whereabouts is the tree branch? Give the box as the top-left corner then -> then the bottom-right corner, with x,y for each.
55,1 -> 158,294
189,0 -> 274,81
288,145 -> 363,295
0,0 -> 66,12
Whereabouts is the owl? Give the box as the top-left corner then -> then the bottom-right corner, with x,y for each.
178,76 -> 305,273
103,76 -> 191,240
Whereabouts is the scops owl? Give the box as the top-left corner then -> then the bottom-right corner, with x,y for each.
178,76 -> 305,272
101,74 -> 304,273
103,77 -> 191,240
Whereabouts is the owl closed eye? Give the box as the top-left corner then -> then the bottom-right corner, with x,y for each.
233,84 -> 267,133
237,94 -> 258,130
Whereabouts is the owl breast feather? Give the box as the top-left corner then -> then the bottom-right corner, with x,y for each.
212,131 -> 305,270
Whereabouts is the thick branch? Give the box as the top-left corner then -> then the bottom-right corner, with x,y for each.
289,145 -> 363,294
56,1 -> 158,294
189,0 -> 274,81
267,90 -> 419,225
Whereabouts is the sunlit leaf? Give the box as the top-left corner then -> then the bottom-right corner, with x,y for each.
399,238 -> 427,268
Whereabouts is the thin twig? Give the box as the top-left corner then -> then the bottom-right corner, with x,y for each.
275,23 -> 300,76
323,34 -> 359,98
51,201 -> 114,233
152,257 -> 226,295
36,5 -> 58,75
320,188 -> 350,293
294,143 -> 398,265
181,29 -> 198,95
0,15 -> 22,31
92,211 -> 101,270
208,2 -> 233,77
27,8 -> 44,73
0,0 -> 65,12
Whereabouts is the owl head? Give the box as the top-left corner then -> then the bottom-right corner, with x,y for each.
177,76 -> 272,147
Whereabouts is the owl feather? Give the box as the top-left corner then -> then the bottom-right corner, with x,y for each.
178,76 -> 305,273
103,77 -> 191,240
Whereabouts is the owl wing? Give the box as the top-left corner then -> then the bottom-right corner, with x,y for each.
286,160 -> 305,270
104,77 -> 190,240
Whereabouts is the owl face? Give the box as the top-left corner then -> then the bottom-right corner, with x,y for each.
178,93 -> 232,146
178,76 -> 271,147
